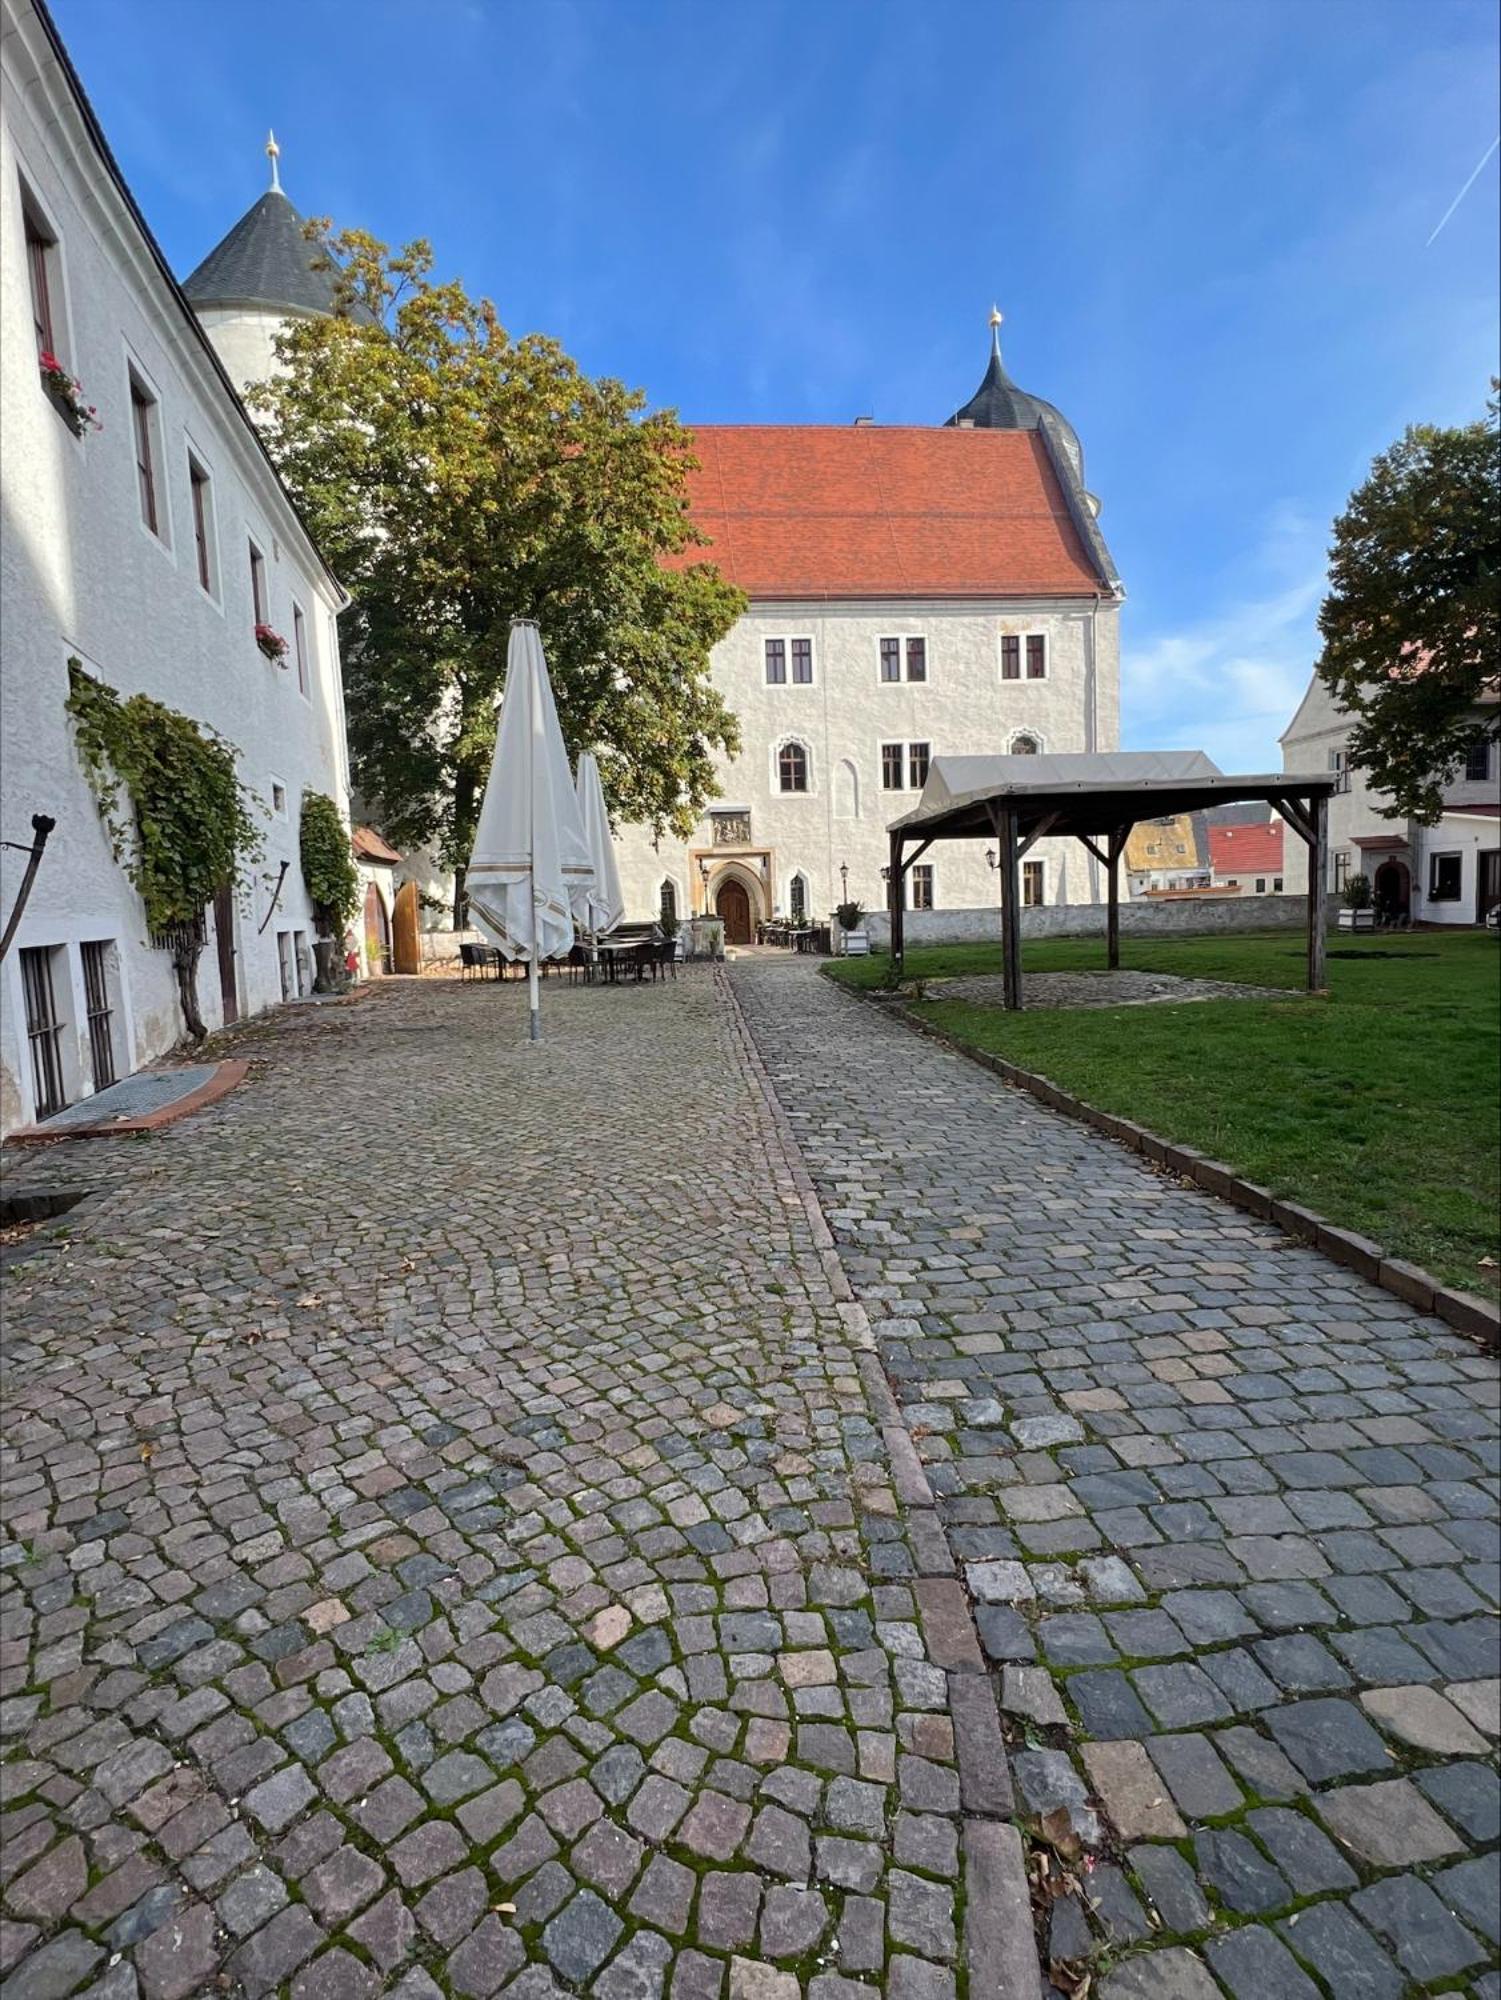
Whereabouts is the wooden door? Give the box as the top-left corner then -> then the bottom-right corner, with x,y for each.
716,879 -> 752,945
392,880 -> 420,974
213,884 -> 238,1025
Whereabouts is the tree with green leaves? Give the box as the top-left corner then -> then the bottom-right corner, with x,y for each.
249,232 -> 745,917
1316,387 -> 1499,822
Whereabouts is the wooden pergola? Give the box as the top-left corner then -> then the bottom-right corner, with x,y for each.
886,751 -> 1341,1009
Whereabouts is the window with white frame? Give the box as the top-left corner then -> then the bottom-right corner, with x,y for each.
881,741 -> 929,791
778,741 -> 809,793
880,637 -> 927,683
271,780 -> 288,818
789,873 -> 808,923
1001,633 -> 1048,681
188,454 -> 217,595
908,864 -> 934,911
1332,851 -> 1350,893
292,603 -> 310,698
1010,731 -> 1041,756
791,638 -> 812,685
1022,861 -> 1044,907
908,741 -> 930,790
1327,748 -> 1351,794
249,540 -> 269,627
1464,738 -> 1493,782
129,371 -> 164,540
1428,852 -> 1462,902
766,636 -> 814,686
765,639 -> 786,685
21,180 -> 62,364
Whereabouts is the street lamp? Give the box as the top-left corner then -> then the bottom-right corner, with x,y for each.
839,862 -> 849,901
698,855 -> 711,911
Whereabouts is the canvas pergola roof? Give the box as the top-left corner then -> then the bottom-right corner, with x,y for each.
885,751 -> 1340,1008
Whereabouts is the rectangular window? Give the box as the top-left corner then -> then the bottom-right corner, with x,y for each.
881,742 -> 905,790
909,864 -> 934,911
791,638 -> 813,684
23,196 -> 56,358
293,603 -> 310,697
880,637 -> 901,683
188,457 -> 216,594
249,541 -> 268,625
271,781 -> 288,817
908,741 -> 930,790
1001,635 -> 1021,681
1465,739 -> 1491,782
1273,876 -> 1284,892
131,377 -> 159,536
765,638 -> 786,685
906,637 -> 927,682
1255,878 -> 1267,894
1026,635 -> 1047,679
1022,861 -> 1044,907
19,945 -> 67,1120
1328,749 -> 1351,794
1428,852 -> 1462,901
80,940 -> 117,1091
1332,851 -> 1350,893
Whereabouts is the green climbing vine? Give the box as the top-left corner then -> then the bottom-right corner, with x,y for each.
65,659 -> 262,1039
298,791 -> 360,935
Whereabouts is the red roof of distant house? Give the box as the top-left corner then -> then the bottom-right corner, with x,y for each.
664,426 -> 1109,600
1209,820 -> 1283,876
352,825 -> 401,864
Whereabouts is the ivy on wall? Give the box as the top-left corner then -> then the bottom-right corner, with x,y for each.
65,659 -> 262,1039
299,791 -> 360,935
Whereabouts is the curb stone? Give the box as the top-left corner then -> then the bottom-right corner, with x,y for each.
828,971 -> 1500,1352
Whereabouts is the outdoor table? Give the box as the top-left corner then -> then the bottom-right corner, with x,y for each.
596,939 -> 649,983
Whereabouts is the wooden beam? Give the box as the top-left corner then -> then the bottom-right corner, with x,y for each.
900,835 -> 935,875
1016,811 -> 1063,862
1272,795 -> 1316,847
1075,834 -> 1110,868
1106,824 -> 1129,971
998,805 -> 1023,1011
1308,792 -> 1329,993
888,828 -> 905,971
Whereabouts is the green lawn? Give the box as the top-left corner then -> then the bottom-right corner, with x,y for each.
826,931 -> 1500,1298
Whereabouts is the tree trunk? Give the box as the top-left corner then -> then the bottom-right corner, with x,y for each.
173,937 -> 207,1042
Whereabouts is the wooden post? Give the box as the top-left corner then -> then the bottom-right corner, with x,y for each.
998,805 -> 1022,1010
1308,792 -> 1329,993
888,829 -> 904,972
1106,826 -> 1128,971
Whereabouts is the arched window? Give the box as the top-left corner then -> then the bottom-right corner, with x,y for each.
1011,732 -> 1041,756
778,741 -> 809,793
789,873 -> 808,923
659,879 -> 677,925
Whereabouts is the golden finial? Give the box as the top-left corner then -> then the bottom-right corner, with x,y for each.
266,130 -> 281,193
989,304 -> 1003,328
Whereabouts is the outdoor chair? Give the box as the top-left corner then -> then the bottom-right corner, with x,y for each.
459,941 -> 487,981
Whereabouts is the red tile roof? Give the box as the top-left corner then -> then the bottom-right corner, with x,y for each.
1209,820 -> 1283,876
353,825 -> 401,864
665,426 -> 1108,600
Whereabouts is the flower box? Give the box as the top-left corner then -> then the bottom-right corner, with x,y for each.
255,624 -> 289,664
39,352 -> 100,437
1337,907 -> 1375,931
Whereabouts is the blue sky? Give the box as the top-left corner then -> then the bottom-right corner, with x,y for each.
55,0 -> 1500,771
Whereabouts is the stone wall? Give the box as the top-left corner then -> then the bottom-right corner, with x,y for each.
863,894 -> 1303,949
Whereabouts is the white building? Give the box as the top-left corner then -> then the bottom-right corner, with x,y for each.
1279,674 -> 1499,925
0,0 -> 353,1135
614,322 -> 1123,940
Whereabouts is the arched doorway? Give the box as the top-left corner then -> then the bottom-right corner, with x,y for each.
716,878 -> 753,945
1373,858 -> 1410,921
364,882 -> 391,974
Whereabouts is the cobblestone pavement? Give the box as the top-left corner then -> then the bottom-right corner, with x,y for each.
927,972 -> 1285,1010
1,972 -> 1019,2000
731,960 -> 1501,2000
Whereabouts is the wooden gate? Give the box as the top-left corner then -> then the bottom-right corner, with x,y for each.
213,883 -> 239,1024
392,880 -> 421,975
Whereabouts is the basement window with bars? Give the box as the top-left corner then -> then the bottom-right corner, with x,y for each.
81,940 -> 117,1090
20,944 -> 67,1120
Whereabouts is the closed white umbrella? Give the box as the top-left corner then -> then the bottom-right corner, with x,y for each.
466,619 -> 593,1041
574,752 -> 625,938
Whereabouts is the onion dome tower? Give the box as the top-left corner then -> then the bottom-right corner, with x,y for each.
946,308 -> 1099,516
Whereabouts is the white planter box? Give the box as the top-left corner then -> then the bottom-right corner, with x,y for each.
1337,908 -> 1375,931
842,930 -> 870,956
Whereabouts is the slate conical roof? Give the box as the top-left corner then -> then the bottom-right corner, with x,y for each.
183,188 -> 347,317
945,316 -> 1084,486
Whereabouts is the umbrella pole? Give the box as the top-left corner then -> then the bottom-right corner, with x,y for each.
528,951 -> 540,1042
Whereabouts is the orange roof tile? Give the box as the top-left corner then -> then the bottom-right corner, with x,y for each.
1209,821 -> 1283,875
665,425 -> 1109,601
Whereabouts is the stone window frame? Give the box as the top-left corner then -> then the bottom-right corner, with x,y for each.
185,440 -> 222,606
19,168 -> 73,376
773,735 -> 813,795
1427,851 -> 1462,902
124,347 -> 172,557
764,634 -> 816,687
1009,729 -> 1045,756
999,631 -> 1050,682
877,635 -> 929,685
879,739 -> 932,792
1022,860 -> 1045,907
908,862 -> 935,911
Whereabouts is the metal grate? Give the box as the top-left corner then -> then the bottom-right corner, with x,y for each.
81,940 -> 116,1090
19,946 -> 66,1120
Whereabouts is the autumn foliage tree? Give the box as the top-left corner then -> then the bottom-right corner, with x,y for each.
1316,387 -> 1499,822
250,232 -> 744,912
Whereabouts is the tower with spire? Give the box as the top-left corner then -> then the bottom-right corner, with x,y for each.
183,133 -> 362,393
946,308 -> 1101,521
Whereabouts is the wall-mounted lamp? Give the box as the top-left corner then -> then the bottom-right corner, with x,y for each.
985,848 -> 997,871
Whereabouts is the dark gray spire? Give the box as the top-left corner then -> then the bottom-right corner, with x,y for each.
945,311 -> 1084,486
184,141 -> 352,318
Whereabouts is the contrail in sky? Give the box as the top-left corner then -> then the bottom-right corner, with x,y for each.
1425,134 -> 1500,247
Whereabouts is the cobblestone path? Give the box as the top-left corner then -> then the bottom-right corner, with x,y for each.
731,960 -> 1501,2000
1,972 -> 1020,2000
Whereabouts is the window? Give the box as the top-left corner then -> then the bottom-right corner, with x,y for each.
1002,633 -> 1048,681
1328,748 -> 1351,794
81,940 -> 117,1091
1001,635 -> 1020,681
293,931 -> 310,998
1022,861 -> 1044,907
765,639 -> 786,685
1255,878 -> 1267,894
791,638 -> 812,685
130,375 -> 160,537
1333,851 -> 1350,893
880,637 -> 926,682
1428,852 -> 1462,902
909,864 -> 934,911
188,456 -> 216,594
778,742 -> 809,793
23,192 -> 57,358
19,945 -> 67,1119
881,742 -> 906,790
293,604 -> 310,698
789,874 -> 808,923
271,782 -> 288,818
1465,739 -> 1492,782
908,742 -> 930,790
880,638 -> 901,683
660,879 -> 677,926
277,931 -> 296,1000
1273,876 -> 1283,892
249,541 -> 268,625
1026,635 -> 1046,680
906,637 -> 927,683
1011,732 -> 1041,756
